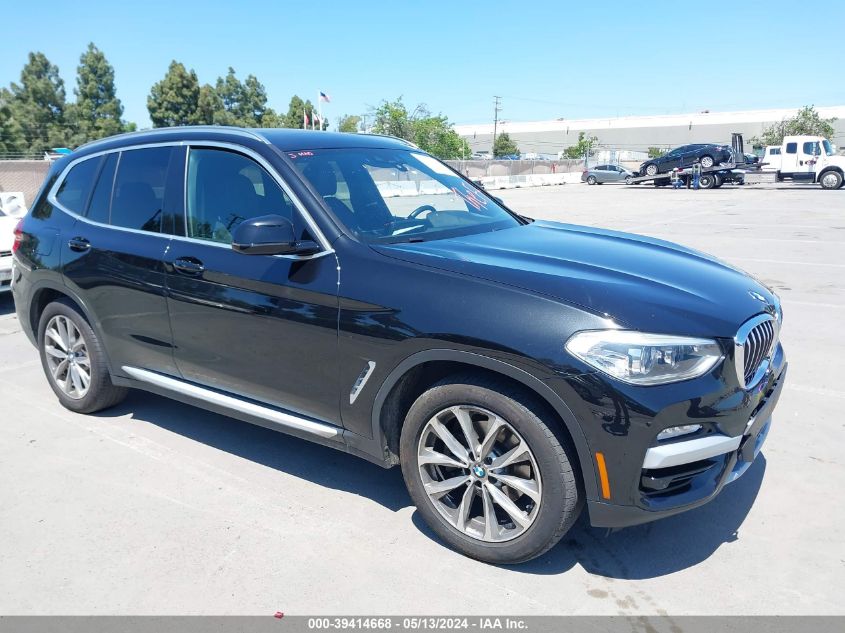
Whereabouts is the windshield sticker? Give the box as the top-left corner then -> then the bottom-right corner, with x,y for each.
451,183 -> 489,211
413,153 -> 454,176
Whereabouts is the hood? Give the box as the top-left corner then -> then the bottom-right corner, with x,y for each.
373,220 -> 778,337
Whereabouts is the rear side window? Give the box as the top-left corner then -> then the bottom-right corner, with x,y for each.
86,153 -> 118,224
770,148 -> 781,155
185,148 -> 297,244
110,147 -> 174,232
55,157 -> 100,214
785,143 -> 797,154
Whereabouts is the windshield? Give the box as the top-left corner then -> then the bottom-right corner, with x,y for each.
288,148 -> 522,243
823,139 -> 835,156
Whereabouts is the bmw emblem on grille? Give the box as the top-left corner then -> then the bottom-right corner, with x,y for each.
748,290 -> 767,302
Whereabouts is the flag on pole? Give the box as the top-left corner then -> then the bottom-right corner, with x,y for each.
303,110 -> 309,128
319,91 -> 331,103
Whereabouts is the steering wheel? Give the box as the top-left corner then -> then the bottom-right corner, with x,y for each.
408,204 -> 438,219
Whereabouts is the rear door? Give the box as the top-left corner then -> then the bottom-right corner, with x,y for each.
164,145 -> 341,424
58,146 -> 182,375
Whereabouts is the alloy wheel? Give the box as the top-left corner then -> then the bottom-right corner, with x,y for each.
43,315 -> 91,400
416,405 -> 542,543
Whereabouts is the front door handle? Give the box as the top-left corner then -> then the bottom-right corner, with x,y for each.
67,237 -> 90,252
172,257 -> 205,275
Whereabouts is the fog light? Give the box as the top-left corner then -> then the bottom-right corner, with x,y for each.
657,424 -> 702,441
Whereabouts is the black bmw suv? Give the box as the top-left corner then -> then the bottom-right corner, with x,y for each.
11,127 -> 786,564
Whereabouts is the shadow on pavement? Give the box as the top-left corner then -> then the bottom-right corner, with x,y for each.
95,390 -> 412,513
99,389 -> 765,579
413,457 -> 766,579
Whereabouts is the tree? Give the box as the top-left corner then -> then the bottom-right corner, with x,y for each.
371,97 -> 470,159
147,61 -> 201,127
751,105 -> 837,147
493,131 -> 520,158
648,146 -> 667,158
7,52 -> 68,153
213,67 -> 278,127
65,43 -> 131,146
337,114 -> 361,133
283,95 -> 323,129
196,83 -> 221,125
563,131 -> 598,159
0,88 -> 25,155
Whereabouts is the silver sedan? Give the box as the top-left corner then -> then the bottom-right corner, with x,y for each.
581,164 -> 636,185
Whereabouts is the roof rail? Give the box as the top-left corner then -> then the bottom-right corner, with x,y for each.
75,125 -> 270,151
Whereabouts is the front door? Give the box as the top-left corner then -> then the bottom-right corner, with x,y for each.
165,146 -> 341,425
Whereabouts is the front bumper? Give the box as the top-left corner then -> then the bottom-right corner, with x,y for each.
577,349 -> 786,529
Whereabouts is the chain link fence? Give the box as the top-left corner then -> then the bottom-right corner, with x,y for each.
0,161 -> 51,211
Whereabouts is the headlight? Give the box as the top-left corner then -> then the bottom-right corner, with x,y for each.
565,330 -> 723,385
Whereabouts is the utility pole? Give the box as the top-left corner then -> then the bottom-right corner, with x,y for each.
492,96 -> 502,156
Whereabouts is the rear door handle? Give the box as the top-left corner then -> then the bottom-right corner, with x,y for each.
172,257 -> 205,275
67,237 -> 90,252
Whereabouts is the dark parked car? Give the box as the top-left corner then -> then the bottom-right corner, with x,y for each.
639,143 -> 733,176
581,164 -> 636,185
11,127 -> 786,564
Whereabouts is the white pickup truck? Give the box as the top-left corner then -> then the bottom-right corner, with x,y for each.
770,135 -> 844,189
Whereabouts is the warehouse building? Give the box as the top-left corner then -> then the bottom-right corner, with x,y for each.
454,106 -> 845,157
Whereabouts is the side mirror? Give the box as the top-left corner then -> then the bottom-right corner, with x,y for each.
231,214 -> 320,256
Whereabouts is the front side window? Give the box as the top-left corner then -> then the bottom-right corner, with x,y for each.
290,148 -> 522,244
822,140 -> 834,156
55,157 -> 100,214
802,141 -> 820,156
186,148 -> 298,244
111,147 -> 174,232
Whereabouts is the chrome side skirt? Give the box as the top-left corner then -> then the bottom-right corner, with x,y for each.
121,366 -> 341,439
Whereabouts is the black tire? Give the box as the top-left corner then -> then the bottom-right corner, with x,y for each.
818,170 -> 843,190
625,175 -> 633,185
37,299 -> 128,414
699,155 -> 715,168
698,174 -> 716,189
586,175 -> 596,185
399,373 -> 582,564
712,174 -> 723,188
645,163 -> 658,176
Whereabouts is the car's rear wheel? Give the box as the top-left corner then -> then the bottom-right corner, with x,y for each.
819,170 -> 843,190
586,175 -> 596,185
645,163 -> 658,176
400,375 -> 582,564
699,155 -> 715,168
698,174 -> 716,189
38,300 -> 128,414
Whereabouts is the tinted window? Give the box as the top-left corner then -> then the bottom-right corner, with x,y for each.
111,147 -> 173,232
292,148 -> 521,244
55,157 -> 100,213
86,153 -> 118,224
802,141 -> 819,155
186,148 -> 297,244
785,143 -> 797,154
770,148 -> 781,155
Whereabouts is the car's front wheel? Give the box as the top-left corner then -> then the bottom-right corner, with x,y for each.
400,375 -> 582,564
819,170 -> 843,190
38,299 -> 128,414
625,175 -> 633,185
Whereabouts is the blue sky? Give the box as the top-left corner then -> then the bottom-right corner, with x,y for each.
3,1 -> 843,129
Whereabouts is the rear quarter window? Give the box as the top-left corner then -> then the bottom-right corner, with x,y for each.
785,143 -> 797,154
54,157 -> 101,214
